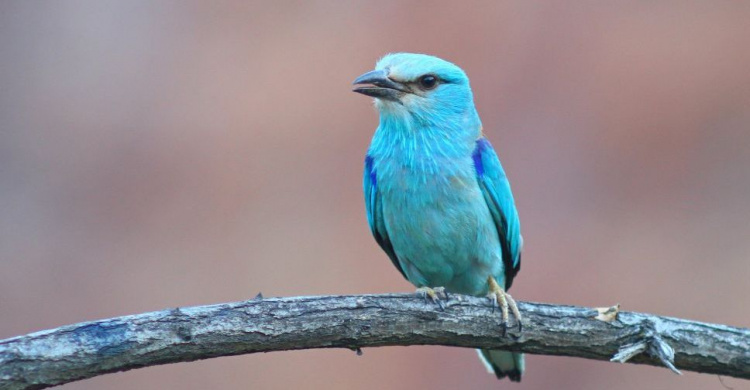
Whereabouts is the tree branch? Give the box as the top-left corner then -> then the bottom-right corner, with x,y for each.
1,294 -> 748,389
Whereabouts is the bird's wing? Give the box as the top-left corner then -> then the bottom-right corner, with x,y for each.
364,155 -> 407,279
472,138 -> 522,290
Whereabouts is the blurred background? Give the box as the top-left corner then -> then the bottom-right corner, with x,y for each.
1,1 -> 749,389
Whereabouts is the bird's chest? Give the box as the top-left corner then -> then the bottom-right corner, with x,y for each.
378,153 -> 479,211
379,164 -> 484,238
376,158 -> 495,283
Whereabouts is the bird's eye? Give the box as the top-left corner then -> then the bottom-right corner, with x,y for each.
418,75 -> 439,90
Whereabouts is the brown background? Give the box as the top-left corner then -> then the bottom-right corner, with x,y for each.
1,1 -> 749,389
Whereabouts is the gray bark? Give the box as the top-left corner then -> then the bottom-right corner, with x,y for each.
0,294 -> 748,389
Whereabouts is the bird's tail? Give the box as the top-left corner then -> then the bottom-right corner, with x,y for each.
477,349 -> 524,382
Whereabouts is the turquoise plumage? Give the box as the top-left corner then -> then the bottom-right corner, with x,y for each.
354,53 -> 524,381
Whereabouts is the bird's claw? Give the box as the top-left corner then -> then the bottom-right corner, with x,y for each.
487,276 -> 522,337
499,321 -> 509,338
416,287 -> 449,311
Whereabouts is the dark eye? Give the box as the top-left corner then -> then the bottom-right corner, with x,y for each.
418,74 -> 438,90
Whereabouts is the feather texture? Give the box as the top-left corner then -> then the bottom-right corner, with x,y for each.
356,53 -> 525,381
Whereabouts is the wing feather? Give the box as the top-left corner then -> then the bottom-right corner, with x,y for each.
364,155 -> 407,279
472,138 -> 522,289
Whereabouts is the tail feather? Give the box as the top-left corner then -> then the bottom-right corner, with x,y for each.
478,349 -> 524,382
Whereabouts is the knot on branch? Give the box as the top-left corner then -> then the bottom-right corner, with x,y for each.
611,320 -> 682,375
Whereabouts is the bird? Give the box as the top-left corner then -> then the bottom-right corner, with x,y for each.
353,53 -> 524,382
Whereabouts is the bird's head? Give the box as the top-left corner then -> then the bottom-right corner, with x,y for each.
353,53 -> 478,126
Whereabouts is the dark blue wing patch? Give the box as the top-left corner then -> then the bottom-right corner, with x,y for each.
472,138 -> 522,290
364,155 -> 407,279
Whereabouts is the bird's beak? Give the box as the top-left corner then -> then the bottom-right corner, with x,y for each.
352,69 -> 409,102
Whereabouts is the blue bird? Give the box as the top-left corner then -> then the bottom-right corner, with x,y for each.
353,53 -> 524,381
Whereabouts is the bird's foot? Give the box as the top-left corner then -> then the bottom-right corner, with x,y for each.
416,286 -> 449,311
486,276 -> 522,337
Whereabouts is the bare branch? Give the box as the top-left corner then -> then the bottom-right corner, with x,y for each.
1,294 -> 748,389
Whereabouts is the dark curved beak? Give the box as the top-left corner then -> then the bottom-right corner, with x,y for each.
352,69 -> 408,102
